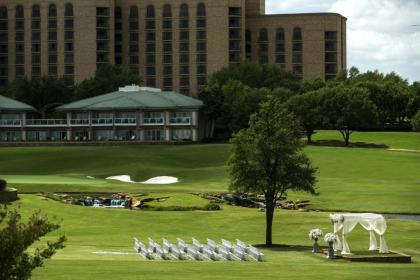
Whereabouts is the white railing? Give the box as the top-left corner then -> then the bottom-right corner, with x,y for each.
91,118 -> 113,126
170,117 -> 192,125
0,119 -> 22,127
143,118 -> 164,125
70,119 -> 89,126
26,119 -> 67,126
114,118 -> 136,125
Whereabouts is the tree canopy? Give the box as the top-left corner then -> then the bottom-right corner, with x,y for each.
320,86 -> 379,146
287,91 -> 324,143
75,64 -> 142,100
4,76 -> 73,115
0,206 -> 66,280
199,61 -> 299,138
229,97 -> 317,245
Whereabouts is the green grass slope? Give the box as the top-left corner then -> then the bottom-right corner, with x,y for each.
8,195 -> 418,280
1,132 -> 419,213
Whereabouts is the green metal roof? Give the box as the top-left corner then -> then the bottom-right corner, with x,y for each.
0,95 -> 36,111
57,86 -> 203,111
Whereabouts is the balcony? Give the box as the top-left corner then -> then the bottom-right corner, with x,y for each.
170,117 -> 191,125
114,118 -> 136,125
70,119 -> 89,126
26,119 -> 67,127
91,118 -> 113,126
143,118 -> 164,125
0,119 -> 22,127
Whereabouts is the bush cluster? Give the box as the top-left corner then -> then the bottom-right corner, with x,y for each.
412,111 -> 420,132
0,179 -> 7,192
148,203 -> 221,212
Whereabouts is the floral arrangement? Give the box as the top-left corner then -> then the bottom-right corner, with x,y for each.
308,228 -> 324,240
329,214 -> 344,224
324,233 -> 338,244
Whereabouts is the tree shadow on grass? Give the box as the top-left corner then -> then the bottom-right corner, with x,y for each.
309,140 -> 389,149
254,244 -> 314,252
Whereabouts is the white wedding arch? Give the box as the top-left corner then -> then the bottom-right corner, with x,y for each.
329,213 -> 389,254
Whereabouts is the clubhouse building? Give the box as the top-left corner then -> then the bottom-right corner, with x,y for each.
0,85 -> 203,142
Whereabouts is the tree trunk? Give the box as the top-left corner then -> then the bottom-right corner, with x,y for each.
265,200 -> 275,246
306,131 -> 313,144
344,132 -> 350,146
210,119 -> 215,139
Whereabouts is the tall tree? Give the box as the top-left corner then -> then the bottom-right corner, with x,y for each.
320,86 -> 378,146
219,80 -> 265,134
198,81 -> 224,138
407,82 -> 420,119
0,206 -> 66,280
207,60 -> 301,91
412,111 -> 420,132
287,91 -> 323,143
5,76 -> 73,116
229,97 -> 317,246
75,64 -> 142,100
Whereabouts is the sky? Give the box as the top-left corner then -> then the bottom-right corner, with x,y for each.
266,0 -> 420,83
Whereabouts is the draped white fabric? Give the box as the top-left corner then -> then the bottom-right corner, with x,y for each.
330,213 -> 389,254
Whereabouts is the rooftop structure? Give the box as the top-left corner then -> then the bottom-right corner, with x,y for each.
0,86 -> 202,142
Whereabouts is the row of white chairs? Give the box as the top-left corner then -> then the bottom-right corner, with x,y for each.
133,237 -> 264,261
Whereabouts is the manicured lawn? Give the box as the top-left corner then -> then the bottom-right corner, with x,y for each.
1,132 -> 419,213
312,130 -> 420,150
1,132 -> 420,279
9,195 -> 420,280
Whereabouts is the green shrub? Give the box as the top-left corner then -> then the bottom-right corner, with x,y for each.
412,111 -> 420,132
204,203 -> 221,211
0,179 -> 6,192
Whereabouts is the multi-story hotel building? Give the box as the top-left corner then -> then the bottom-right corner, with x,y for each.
0,0 -> 346,95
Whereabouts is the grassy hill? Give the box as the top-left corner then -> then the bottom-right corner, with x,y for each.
1,131 -> 420,279
1,131 -> 419,213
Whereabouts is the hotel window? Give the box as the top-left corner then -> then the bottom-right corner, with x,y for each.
128,6 -> 139,74
146,5 -> 155,18
245,29 -> 251,59
258,28 -> 268,64
162,4 -> 173,90
196,3 -> 207,89
172,129 -> 192,141
228,7 -> 242,63
275,28 -> 285,67
64,3 -> 74,84
325,31 -> 338,80
145,5 -> 156,87
15,5 -> 25,78
144,129 -> 164,141
48,4 -> 58,77
292,27 -> 303,78
96,7 -> 110,68
179,3 -> 190,93
0,6 -> 9,87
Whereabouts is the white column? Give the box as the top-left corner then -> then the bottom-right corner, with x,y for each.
192,111 -> 198,126
66,112 -> 72,141
165,111 -> 170,125
137,111 -> 142,141
88,111 -> 92,140
21,112 -> 26,141
139,129 -> 144,141
192,128 -> 198,142
165,128 -> 170,141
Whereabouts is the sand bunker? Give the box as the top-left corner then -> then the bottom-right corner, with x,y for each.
105,175 -> 179,184
86,176 -> 95,179
141,176 -> 179,184
106,175 -> 136,183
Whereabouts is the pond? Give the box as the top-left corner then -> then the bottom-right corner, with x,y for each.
383,214 -> 420,221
